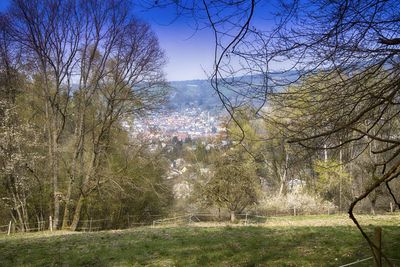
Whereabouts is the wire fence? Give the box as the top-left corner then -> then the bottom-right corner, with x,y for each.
338,254 -> 400,266
2,213 -> 400,267
338,257 -> 373,267
0,213 -> 272,235
0,211 -> 305,235
2,209 -> 399,235
150,212 -> 308,227
0,216 -> 154,235
337,227 -> 400,267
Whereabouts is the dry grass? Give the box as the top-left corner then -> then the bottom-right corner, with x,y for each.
260,213 -> 400,227
153,213 -> 400,228
1,214 -> 399,266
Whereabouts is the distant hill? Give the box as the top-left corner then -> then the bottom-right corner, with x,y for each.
167,79 -> 222,111
167,71 -> 298,112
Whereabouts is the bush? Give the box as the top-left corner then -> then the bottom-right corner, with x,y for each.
259,191 -> 336,215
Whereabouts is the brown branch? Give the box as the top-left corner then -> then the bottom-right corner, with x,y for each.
379,37 -> 400,46
348,160 -> 400,267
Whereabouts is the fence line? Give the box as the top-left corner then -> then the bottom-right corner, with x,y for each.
2,214 -> 400,267
338,257 -> 373,267
0,211 -> 373,234
156,215 -> 188,221
5,210 -> 396,235
339,255 -> 400,266
2,211 -> 399,235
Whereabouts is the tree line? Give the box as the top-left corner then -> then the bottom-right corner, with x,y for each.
145,0 -> 400,260
1,1 -> 400,247
0,0 -> 170,231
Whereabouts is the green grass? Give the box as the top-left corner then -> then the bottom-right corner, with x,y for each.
1,214 -> 400,266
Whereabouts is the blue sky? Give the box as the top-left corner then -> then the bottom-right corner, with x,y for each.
0,0 -> 215,81
134,5 -> 215,81
0,1 -> 274,81
135,1 -> 278,81
0,0 -> 8,10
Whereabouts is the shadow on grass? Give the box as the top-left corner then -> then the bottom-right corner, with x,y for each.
0,225 -> 399,266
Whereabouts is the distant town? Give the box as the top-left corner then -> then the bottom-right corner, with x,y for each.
124,107 -> 226,142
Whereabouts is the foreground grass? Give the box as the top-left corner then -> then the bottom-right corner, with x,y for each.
1,214 -> 400,266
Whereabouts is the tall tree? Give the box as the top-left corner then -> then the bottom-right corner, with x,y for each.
1,0 -> 167,230
7,0 -> 80,229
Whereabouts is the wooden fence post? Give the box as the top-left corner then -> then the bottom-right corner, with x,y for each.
49,216 -> 53,232
390,202 -> 393,213
374,227 -> 382,267
7,221 -> 11,236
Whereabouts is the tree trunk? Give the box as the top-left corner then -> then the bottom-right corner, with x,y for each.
230,210 -> 236,222
52,123 -> 60,230
70,194 -> 85,231
339,149 -> 343,213
278,153 -> 289,196
61,181 -> 73,229
45,102 -> 61,230
370,198 -> 376,215
69,152 -> 97,231
63,104 -> 85,229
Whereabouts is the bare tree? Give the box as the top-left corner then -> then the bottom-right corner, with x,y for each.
150,0 -> 400,264
7,0 -> 80,229
0,15 -> 29,231
4,0 -> 166,231
220,0 -> 399,264
64,1 -> 166,231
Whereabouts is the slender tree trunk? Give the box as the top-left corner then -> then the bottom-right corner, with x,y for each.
61,180 -> 73,229
9,178 -> 27,232
370,199 -> 376,215
52,129 -> 60,230
278,181 -> 285,196
19,193 -> 29,231
14,205 -> 25,231
230,210 -> 236,222
70,194 -> 85,231
70,150 -> 98,231
62,102 -> 86,229
62,128 -> 83,229
339,149 -> 343,213
278,153 -> 289,196
48,112 -> 61,230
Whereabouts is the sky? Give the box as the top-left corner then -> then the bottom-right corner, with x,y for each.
0,1 -> 274,82
152,26 -> 214,81
0,0 -> 9,11
134,1 -> 276,81
133,5 -> 215,81
0,0 -> 215,81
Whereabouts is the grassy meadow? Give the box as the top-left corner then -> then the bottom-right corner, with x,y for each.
1,214 -> 400,267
